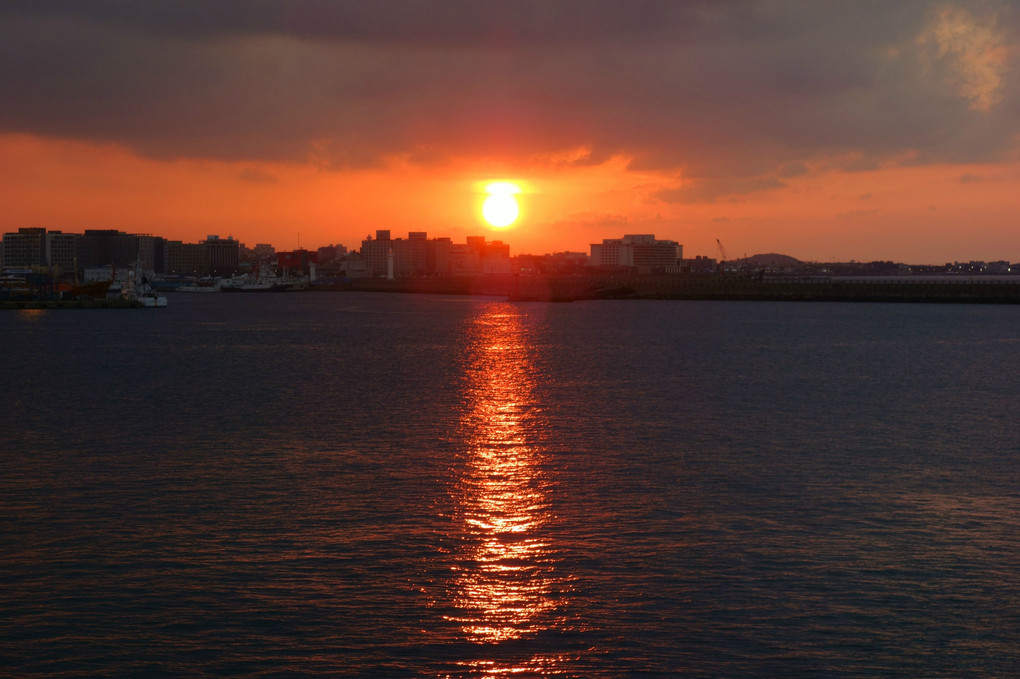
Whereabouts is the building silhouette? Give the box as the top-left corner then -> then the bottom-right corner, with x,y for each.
589,234 -> 682,270
358,230 -> 511,277
360,230 -> 392,277
205,235 -> 239,277
1,227 -> 48,268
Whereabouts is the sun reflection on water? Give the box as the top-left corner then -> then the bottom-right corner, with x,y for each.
16,308 -> 48,321
444,303 -> 569,675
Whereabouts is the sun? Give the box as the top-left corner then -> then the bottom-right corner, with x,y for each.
481,182 -> 521,228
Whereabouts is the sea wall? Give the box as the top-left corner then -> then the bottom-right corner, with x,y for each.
343,273 -> 1020,304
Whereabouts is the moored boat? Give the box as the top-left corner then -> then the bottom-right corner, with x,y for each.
177,282 -> 221,292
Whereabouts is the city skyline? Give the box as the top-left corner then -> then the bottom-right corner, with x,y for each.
8,225 -> 1018,281
1,2 -> 1019,262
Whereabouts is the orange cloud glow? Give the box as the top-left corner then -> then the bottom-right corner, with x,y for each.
2,133 -> 1018,262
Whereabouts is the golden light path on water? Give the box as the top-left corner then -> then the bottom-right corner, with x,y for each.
445,303 -> 571,676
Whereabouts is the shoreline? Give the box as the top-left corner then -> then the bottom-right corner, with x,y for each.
338,274 -> 1020,304
9,274 -> 1020,307
0,298 -> 146,310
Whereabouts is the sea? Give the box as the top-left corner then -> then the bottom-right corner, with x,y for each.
2,292 -> 1018,678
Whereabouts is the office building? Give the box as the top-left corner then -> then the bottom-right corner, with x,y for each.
589,234 -> 682,270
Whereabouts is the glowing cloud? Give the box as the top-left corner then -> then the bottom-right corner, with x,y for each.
919,4 -> 1009,111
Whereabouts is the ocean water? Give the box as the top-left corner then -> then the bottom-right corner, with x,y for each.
1,293 -> 1018,677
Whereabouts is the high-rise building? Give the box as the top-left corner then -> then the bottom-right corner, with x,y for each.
2,228 -> 47,268
0,228 -> 80,277
392,231 -> 428,276
164,240 -> 184,274
448,243 -> 480,275
479,239 -> 511,274
205,235 -> 239,277
182,244 -> 209,275
428,237 -> 452,275
78,230 -> 140,269
360,230 -> 392,277
164,240 -> 211,275
136,235 -> 166,277
589,234 -> 682,270
46,232 -> 78,275
359,231 -> 511,277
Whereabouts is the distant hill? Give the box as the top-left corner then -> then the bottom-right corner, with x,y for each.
735,253 -> 802,267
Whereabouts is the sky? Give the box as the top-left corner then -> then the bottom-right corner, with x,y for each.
1,0 -> 1018,263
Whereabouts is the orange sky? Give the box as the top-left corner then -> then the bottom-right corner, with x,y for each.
1,3 -> 1018,263
2,132 -> 1017,263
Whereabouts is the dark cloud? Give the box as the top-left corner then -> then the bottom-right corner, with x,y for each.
0,1 -> 717,47
777,162 -> 809,178
1,0 -> 1017,194
653,176 -> 786,204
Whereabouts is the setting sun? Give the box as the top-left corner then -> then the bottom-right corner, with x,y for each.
481,182 -> 521,228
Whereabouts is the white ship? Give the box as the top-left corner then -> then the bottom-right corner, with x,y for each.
120,274 -> 168,307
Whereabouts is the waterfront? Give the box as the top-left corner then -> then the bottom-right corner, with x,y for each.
2,293 -> 1019,677
345,272 -> 1020,303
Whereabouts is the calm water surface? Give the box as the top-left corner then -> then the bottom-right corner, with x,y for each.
2,293 -> 1018,677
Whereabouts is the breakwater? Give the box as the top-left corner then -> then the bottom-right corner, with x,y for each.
0,298 -> 146,310
344,274 -> 1020,304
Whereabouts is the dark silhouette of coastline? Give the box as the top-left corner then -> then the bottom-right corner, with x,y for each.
335,273 -> 1020,304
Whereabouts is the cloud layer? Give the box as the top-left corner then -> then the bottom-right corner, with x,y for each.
2,1 -> 1017,201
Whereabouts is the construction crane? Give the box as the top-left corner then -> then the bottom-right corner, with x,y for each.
716,239 -> 729,273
